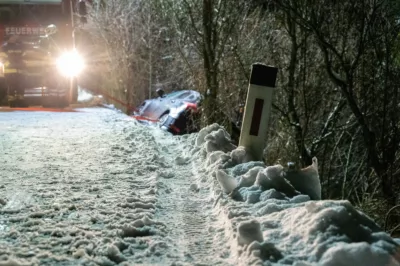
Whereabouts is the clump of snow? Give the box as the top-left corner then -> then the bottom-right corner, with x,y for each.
216,170 -> 237,194
254,165 -> 299,198
196,123 -> 221,147
237,220 -> 263,246
196,123 -> 236,154
284,157 -> 321,200
237,166 -> 264,188
319,242 -> 399,266
239,186 -> 262,204
230,146 -> 254,165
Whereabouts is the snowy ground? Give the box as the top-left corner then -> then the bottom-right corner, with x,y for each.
0,106 -> 399,266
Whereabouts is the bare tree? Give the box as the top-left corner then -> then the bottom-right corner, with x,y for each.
273,0 -> 400,203
159,0 -> 250,127
86,0 -> 179,112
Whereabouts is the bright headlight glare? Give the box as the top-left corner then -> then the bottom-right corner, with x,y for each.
56,50 -> 84,77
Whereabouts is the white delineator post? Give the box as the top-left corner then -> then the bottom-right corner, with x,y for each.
239,63 -> 278,161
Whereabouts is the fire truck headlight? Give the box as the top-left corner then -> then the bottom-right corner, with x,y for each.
56,50 -> 84,77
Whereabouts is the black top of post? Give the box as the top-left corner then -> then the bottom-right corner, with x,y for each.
250,63 -> 278,88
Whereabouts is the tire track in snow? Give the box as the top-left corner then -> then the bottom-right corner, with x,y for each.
180,188 -> 214,262
151,129 -> 234,265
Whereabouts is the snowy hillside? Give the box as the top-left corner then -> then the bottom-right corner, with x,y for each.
0,107 -> 399,266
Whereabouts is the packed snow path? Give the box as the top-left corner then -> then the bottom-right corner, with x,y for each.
0,107 -> 399,266
151,129 -> 232,265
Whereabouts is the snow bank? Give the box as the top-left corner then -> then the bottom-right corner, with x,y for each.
187,123 -> 400,266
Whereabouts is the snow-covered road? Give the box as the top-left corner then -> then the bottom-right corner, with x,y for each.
0,107 -> 399,266
0,107 -> 233,265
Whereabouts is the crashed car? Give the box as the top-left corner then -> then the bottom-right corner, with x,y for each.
132,89 -> 201,134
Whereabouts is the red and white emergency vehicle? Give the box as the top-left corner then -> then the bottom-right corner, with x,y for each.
0,0 -> 88,107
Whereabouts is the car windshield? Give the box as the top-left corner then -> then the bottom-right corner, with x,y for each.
164,91 -> 184,99
164,91 -> 197,100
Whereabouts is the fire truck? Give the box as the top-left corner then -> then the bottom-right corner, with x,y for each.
0,0 -> 88,107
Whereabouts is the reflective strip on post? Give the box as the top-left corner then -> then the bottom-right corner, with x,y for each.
239,63 -> 278,161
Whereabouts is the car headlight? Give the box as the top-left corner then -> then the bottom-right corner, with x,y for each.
56,50 -> 84,77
